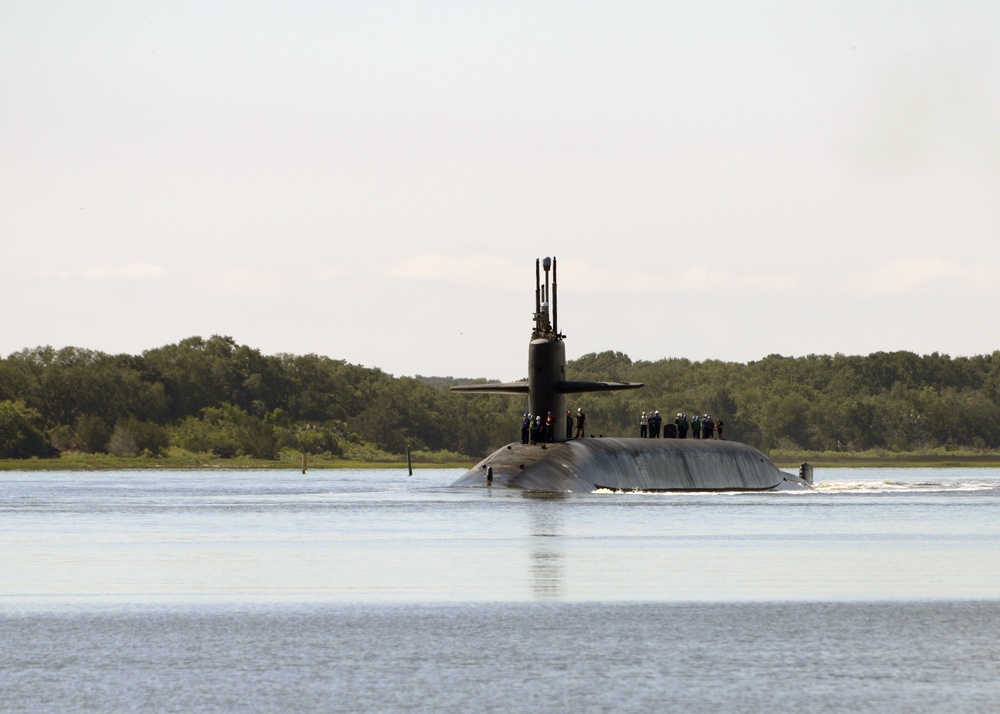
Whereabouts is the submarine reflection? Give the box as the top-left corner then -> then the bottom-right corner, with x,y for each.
523,491 -> 568,599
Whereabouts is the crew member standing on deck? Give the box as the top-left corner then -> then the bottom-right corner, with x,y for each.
640,411 -> 648,438
575,408 -> 586,438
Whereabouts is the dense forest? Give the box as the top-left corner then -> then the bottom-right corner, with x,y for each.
2,335 -> 1000,460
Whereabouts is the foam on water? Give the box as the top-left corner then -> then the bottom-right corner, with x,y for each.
595,479 -> 1000,495
814,479 -> 1000,493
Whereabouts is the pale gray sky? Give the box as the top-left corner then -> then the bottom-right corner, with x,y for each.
3,1 -> 1000,379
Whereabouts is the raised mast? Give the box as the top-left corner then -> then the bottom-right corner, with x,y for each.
552,256 -> 558,338
534,258 -> 541,336
533,256 -> 556,339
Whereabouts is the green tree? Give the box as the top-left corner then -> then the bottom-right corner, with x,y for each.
75,413 -> 111,453
0,400 -> 50,458
171,403 -> 278,459
108,418 -> 169,456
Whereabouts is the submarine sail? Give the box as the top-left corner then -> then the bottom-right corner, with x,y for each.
451,256 -> 643,442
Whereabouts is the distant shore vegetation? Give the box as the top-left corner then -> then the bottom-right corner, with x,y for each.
3,335 -> 1000,468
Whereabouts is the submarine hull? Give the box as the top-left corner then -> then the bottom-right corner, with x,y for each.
453,438 -> 809,492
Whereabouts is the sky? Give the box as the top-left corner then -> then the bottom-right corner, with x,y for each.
3,1 -> 1000,380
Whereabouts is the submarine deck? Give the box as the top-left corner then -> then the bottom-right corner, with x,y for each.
453,438 -> 808,492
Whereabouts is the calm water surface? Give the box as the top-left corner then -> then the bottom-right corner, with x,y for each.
2,467 -> 999,712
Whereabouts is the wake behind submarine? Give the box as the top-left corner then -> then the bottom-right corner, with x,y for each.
451,257 -> 812,492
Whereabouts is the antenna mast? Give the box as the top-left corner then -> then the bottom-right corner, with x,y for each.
552,256 -> 558,337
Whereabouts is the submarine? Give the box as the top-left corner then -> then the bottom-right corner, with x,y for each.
450,257 -> 812,492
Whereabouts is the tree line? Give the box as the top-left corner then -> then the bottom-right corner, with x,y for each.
2,335 -> 999,459
0,336 -> 519,460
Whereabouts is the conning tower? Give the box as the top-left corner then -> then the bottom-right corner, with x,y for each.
529,256 -> 566,432
450,256 -> 643,441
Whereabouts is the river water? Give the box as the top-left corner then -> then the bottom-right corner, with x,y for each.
2,467 -> 999,712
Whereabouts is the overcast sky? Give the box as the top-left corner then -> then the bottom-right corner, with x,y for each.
4,1 -> 1000,379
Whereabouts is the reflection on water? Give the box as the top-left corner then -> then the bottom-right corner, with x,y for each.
524,492 -> 567,599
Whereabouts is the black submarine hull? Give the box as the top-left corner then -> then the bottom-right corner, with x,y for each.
452,438 -> 809,492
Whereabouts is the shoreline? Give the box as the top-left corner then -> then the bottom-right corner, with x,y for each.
4,449 -> 1000,471
0,452 -> 473,472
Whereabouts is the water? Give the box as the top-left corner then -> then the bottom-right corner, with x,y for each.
3,468 -> 1000,712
